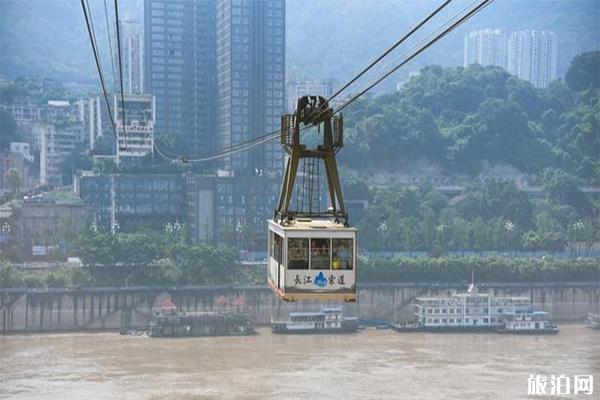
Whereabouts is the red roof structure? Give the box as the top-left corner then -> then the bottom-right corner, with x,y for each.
215,295 -> 229,305
160,298 -> 177,310
232,296 -> 245,307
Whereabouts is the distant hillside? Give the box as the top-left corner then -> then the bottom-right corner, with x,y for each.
339,55 -> 600,183
0,0 -> 598,91
287,0 -> 600,90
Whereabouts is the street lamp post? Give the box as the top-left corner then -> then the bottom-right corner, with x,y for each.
1,222 -> 11,255
504,220 -> 515,256
236,221 -> 243,254
377,221 -> 388,254
571,220 -> 585,258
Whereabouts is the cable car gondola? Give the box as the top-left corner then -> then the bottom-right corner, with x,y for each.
267,96 -> 356,302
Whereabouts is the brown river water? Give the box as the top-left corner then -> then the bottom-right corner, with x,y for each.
1,324 -> 598,400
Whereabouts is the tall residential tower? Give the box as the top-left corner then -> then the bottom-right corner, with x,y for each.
144,0 -> 217,155
508,30 -> 558,88
464,29 -> 506,69
216,0 -> 285,176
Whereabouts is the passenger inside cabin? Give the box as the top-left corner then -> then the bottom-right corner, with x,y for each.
310,238 -> 330,270
288,238 -> 309,269
332,238 -> 353,270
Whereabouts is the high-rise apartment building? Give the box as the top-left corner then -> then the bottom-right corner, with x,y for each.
113,93 -> 155,161
125,31 -> 144,94
36,124 -> 80,185
464,29 -> 506,69
508,30 -> 557,88
216,0 -> 285,175
76,96 -> 113,150
144,0 -> 217,155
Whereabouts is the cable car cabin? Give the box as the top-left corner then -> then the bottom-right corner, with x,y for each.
267,219 -> 356,302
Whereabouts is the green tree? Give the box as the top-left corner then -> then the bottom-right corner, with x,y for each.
5,168 -> 23,196
565,51 -> 600,91
541,168 -> 592,214
0,110 -> 21,149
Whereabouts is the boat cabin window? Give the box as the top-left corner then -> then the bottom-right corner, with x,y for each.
310,238 -> 330,270
272,233 -> 282,264
288,238 -> 309,269
332,238 -> 353,270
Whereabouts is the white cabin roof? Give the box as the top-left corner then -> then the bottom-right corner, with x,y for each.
270,218 -> 354,230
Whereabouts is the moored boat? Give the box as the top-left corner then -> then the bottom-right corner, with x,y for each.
148,299 -> 255,337
149,310 -> 255,337
587,313 -> 600,330
391,283 -> 558,334
496,310 -> 559,334
271,307 -> 358,334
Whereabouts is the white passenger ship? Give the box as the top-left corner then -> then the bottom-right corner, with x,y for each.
392,283 -> 558,334
496,310 -> 559,334
271,307 -> 359,334
410,284 -> 533,331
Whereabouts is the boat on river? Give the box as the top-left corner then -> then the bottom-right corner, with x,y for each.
271,307 -> 359,334
587,313 -> 600,330
496,310 -> 559,334
391,283 -> 558,334
148,299 -> 255,337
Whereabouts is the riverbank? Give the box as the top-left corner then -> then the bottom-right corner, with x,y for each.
2,282 -> 599,333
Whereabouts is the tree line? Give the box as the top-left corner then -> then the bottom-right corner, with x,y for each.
2,255 -> 598,289
352,177 -> 598,255
341,51 -> 599,183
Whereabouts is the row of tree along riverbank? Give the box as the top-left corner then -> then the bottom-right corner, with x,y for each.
1,256 -> 598,289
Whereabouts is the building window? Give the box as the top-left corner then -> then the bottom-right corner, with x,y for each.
272,232 -> 282,264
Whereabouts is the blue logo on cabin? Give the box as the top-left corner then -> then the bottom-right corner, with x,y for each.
314,272 -> 327,287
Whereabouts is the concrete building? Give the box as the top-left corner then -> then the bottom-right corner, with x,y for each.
113,93 -> 155,160
122,19 -> 145,94
28,101 -> 83,185
216,0 -> 285,175
508,30 -> 558,88
76,96 -> 114,151
144,0 -> 217,156
10,142 -> 34,163
286,80 -> 333,112
463,29 -> 507,69
77,172 -> 186,231
12,200 -> 90,258
0,152 -> 34,196
0,102 -> 41,128
186,173 -> 279,247
36,124 -> 79,185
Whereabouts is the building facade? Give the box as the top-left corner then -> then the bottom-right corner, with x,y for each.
0,151 -> 34,196
113,93 -> 155,160
13,200 -> 90,258
463,29 -> 507,69
144,0 -> 217,156
30,101 -> 84,186
216,0 -> 285,175
186,172 -> 279,248
76,96 -> 114,151
77,172 -> 186,232
122,18 -> 145,94
507,30 -> 558,88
